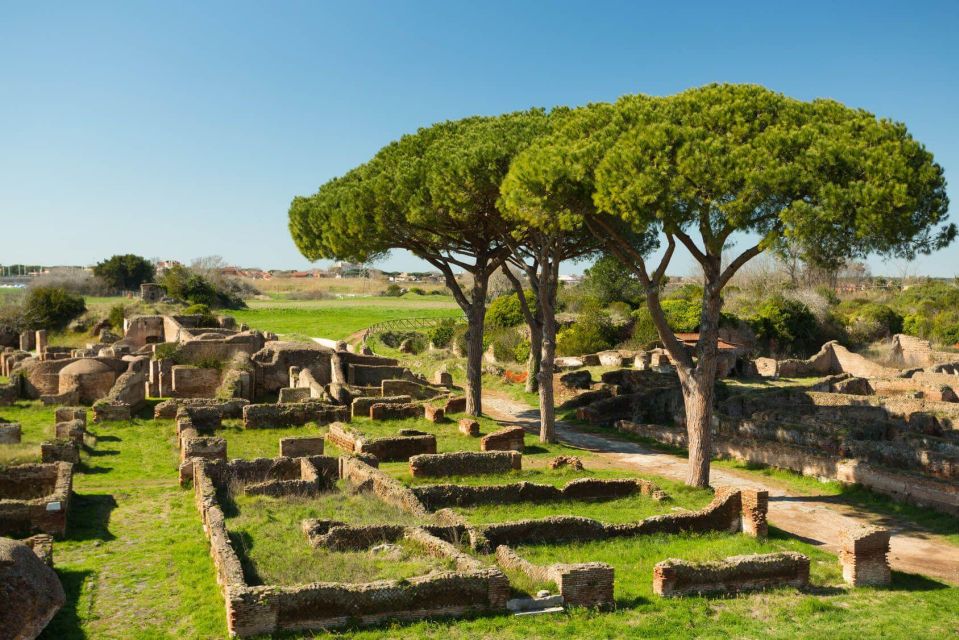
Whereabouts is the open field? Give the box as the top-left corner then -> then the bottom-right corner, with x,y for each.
238,275 -> 450,297
229,295 -> 462,341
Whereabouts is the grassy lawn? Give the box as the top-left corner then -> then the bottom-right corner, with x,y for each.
230,295 -> 462,341
224,491 -> 445,586
0,399 -> 952,639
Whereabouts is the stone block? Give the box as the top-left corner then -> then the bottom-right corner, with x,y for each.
279,436 -> 326,458
480,426 -> 525,452
459,418 -> 480,437
839,526 -> 891,587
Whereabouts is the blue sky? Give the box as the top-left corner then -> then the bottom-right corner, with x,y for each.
1,0 -> 957,276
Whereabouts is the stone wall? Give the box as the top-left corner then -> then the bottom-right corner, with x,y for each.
242,402 -> 349,429
480,426 -> 525,452
0,462 -> 73,537
409,451 -> 522,478
617,420 -> 959,516
412,478 -> 667,511
279,436 -> 326,458
381,379 -> 446,400
326,423 -> 436,461
339,456 -> 428,516
839,526 -> 891,586
475,488 -> 763,549
495,545 -> 614,609
0,422 -> 21,443
171,366 -> 221,398
351,395 -> 412,419
369,402 -> 425,421
348,364 -> 408,387
154,397 -> 248,419
652,552 -> 809,597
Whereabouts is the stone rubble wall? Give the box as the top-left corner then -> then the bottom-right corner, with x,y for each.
476,488 -> 762,549
381,378 -> 447,400
279,436 -> 325,458
411,478 -> 667,512
154,397 -> 248,420
652,552 -> 809,597
839,526 -> 891,586
479,426 -> 525,452
617,420 -> 959,516
326,422 -> 436,461
0,422 -> 21,443
171,366 -> 222,398
338,456 -> 428,516
242,402 -> 348,429
494,545 -> 614,609
350,395 -> 412,419
0,462 -> 73,538
408,451 -> 522,478
369,402 -> 425,421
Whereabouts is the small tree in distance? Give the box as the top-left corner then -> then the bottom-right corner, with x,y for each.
93,254 -> 155,292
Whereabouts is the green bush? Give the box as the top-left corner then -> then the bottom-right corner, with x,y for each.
846,303 -> 903,344
557,305 -> 616,356
378,330 -> 427,353
487,328 -> 530,363
160,264 -> 245,309
383,284 -> 403,297
486,291 -> 533,329
581,254 -> 644,306
409,287 -> 426,296
22,286 -> 86,331
108,304 -> 127,332
426,318 -> 457,348
153,342 -> 182,363
183,303 -> 219,327
749,296 -> 820,357
93,254 -> 155,292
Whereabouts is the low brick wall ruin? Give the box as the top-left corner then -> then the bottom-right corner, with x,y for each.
652,552 -> 809,597
474,488 -> 765,549
495,545 -> 614,609
154,397 -> 248,420
0,421 -> 21,443
617,420 -> 959,516
0,462 -> 73,538
409,451 -> 522,478
369,402 -> 425,421
326,423 -> 437,461
279,436 -> 326,458
381,378 -> 446,400
193,458 -> 508,636
339,456 -> 428,516
480,426 -> 525,452
839,526 -> 891,586
350,395 -> 411,419
242,402 -> 349,429
412,478 -> 667,512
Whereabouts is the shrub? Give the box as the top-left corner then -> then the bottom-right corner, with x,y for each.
108,304 -> 127,331
93,254 -> 155,292
160,264 -> 245,309
383,284 -> 404,297
183,303 -> 218,326
378,330 -> 426,353
409,287 -> 426,296
153,342 -> 182,363
557,305 -> 616,356
427,318 -> 457,349
749,296 -> 820,357
486,291 -> 533,329
488,328 -> 529,363
846,303 -> 903,343
22,286 -> 86,331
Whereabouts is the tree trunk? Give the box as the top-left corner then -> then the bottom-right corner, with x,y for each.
680,277 -> 723,487
525,322 -> 542,393
537,258 -> 559,443
679,370 -> 714,487
464,278 -> 489,417
538,307 -> 557,443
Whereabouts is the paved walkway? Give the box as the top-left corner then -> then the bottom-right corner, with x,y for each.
483,392 -> 959,586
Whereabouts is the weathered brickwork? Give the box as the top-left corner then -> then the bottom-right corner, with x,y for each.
652,552 -> 810,597
409,451 -> 522,478
495,545 -> 614,609
480,426 -> 525,452
458,418 -> 480,437
0,462 -> 73,538
839,526 -> 891,586
279,436 -> 326,458
326,422 -> 437,461
154,397 -> 248,420
0,421 -> 21,444
242,402 -> 348,429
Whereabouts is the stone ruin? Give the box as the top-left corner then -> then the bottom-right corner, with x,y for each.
561,336 -> 959,517
0,536 -> 66,639
652,552 -> 810,597
0,462 -> 73,538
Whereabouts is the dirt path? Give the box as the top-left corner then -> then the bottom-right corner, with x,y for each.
483,392 -> 959,586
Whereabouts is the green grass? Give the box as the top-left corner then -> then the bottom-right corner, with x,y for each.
0,397 -> 953,639
224,490 -> 446,586
230,296 -> 462,341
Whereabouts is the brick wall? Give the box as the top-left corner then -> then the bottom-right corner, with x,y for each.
653,552 -> 809,597
242,402 -> 349,429
409,451 -> 522,478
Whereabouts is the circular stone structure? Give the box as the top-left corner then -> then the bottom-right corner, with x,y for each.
0,537 -> 65,639
58,358 -> 116,404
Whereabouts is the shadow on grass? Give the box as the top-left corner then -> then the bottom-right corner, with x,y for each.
887,571 -> 950,592
524,445 -> 550,455
67,493 -> 118,541
92,435 -> 121,443
228,529 -> 264,586
76,462 -> 113,475
39,568 -> 93,640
